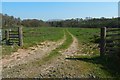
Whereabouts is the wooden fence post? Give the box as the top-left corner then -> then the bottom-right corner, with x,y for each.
100,27 -> 106,57
18,27 -> 23,46
5,30 -> 9,45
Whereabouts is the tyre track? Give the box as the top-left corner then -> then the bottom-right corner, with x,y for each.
2,30 -> 66,78
33,29 -> 79,78
2,29 -> 80,78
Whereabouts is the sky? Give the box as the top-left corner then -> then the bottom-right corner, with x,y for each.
1,0 -> 120,2
2,2 -> 118,21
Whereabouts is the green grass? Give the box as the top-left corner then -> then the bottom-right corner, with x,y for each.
68,55 -> 120,78
4,29 -> 73,75
32,29 -> 73,65
23,27 -> 64,48
2,27 -> 120,78
68,28 -> 100,43
68,28 -> 100,55
68,28 -> 120,78
2,27 -> 64,56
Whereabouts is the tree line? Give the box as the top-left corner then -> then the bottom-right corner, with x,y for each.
1,13 -> 120,28
1,14 -> 49,28
47,17 -> 120,28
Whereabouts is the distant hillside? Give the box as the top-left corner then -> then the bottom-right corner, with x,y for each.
47,19 -> 63,22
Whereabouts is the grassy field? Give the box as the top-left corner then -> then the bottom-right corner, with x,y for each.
32,29 -> 73,66
2,27 -> 120,78
68,28 -> 120,78
2,27 -> 64,55
68,28 -> 100,55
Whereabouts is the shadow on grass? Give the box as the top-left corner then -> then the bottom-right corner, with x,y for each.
66,55 -> 120,77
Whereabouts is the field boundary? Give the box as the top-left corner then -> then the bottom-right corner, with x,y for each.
100,27 -> 120,58
2,27 -> 23,46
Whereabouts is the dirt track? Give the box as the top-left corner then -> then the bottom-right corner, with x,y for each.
2,34 -> 66,69
2,30 -> 88,78
33,30 -> 80,78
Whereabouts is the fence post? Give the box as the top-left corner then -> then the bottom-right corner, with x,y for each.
5,30 -> 9,45
18,26 -> 23,46
100,27 -> 106,57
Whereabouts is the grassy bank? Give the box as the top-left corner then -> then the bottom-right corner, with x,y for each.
2,27 -> 64,56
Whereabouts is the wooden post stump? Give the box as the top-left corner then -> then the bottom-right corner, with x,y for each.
5,30 -> 9,45
100,27 -> 106,57
18,27 -> 23,46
